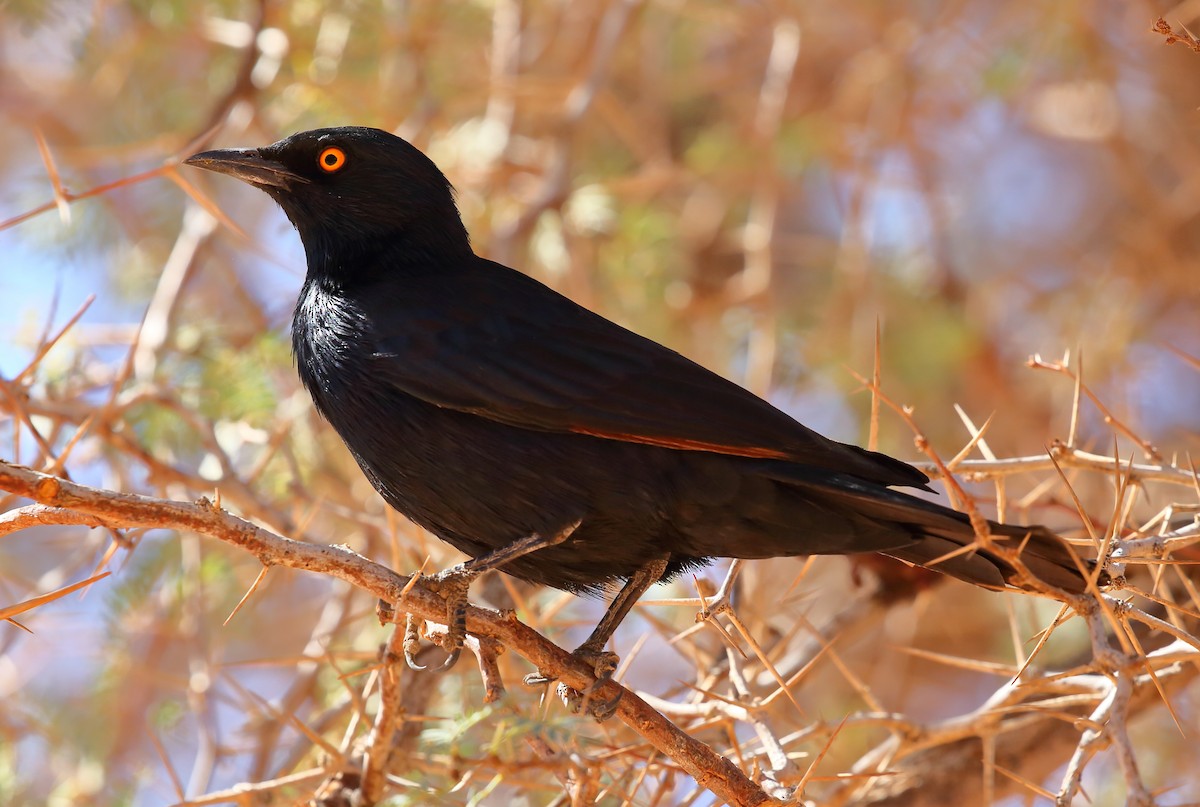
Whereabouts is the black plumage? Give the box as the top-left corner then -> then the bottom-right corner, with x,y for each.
186,127 -> 1094,698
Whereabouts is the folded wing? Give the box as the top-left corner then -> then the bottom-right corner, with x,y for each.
366,260 -> 929,488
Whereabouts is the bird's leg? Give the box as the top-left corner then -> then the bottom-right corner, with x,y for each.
406,519 -> 581,671
525,556 -> 669,720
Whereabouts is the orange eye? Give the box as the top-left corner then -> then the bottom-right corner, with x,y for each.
318,147 -> 346,173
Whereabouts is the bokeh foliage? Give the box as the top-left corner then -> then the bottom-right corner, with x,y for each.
1,1 -> 1198,805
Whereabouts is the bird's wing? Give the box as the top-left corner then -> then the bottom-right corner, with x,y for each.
365,261 -> 928,487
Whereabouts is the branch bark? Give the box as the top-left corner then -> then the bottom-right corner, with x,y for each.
0,459 -> 776,807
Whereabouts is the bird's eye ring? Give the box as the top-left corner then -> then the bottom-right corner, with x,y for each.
318,147 -> 346,173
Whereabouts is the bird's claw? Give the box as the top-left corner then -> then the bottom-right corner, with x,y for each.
439,646 -> 463,670
571,680 -> 623,722
524,647 -> 623,721
403,564 -> 477,671
403,612 -> 426,670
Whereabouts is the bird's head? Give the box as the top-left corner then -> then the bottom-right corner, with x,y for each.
185,126 -> 470,274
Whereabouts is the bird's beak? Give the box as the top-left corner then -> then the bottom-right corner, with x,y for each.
184,148 -> 309,189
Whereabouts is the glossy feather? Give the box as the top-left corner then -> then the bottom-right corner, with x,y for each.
187,126 -> 1093,597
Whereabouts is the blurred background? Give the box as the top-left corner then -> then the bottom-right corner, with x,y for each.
1,1 -> 1198,805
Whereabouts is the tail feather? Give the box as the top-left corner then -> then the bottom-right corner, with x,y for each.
883,521 -> 1094,593
765,465 -> 1099,594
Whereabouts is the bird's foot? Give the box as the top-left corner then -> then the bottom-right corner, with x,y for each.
524,645 -> 622,721
404,564 -> 477,671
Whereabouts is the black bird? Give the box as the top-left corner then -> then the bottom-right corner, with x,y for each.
186,127 -> 1095,711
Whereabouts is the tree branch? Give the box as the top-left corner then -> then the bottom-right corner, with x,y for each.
0,459 -> 776,807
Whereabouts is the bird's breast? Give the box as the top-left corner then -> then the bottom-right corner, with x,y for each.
286,279 -> 698,589
292,282 -> 376,414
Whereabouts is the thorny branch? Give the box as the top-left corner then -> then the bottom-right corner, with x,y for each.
6,318 -> 1197,804
1154,17 -> 1200,53
4,7 -> 1200,804
0,459 -> 778,807
4,369 -> 1199,805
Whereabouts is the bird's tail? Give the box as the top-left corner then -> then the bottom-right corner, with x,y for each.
881,519 -> 1095,594
766,466 -> 1100,594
